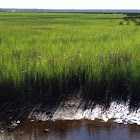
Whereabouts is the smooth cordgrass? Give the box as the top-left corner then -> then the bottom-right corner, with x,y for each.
0,12 -> 139,107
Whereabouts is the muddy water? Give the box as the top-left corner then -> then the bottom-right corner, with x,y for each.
1,119 -> 140,140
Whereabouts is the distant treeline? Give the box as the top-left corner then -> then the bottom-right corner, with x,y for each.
0,8 -> 140,14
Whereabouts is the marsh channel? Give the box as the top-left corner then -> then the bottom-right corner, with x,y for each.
0,119 -> 140,140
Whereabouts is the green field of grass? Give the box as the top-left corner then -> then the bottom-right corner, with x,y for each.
0,12 -> 139,107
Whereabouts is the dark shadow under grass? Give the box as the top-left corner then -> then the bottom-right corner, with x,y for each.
0,70 -> 139,119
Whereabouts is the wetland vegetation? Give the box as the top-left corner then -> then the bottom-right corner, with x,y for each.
0,12 -> 140,108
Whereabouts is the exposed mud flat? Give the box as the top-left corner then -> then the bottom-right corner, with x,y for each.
28,95 -> 140,125
1,95 -> 140,140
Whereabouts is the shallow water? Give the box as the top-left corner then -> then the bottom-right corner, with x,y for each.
1,119 -> 140,140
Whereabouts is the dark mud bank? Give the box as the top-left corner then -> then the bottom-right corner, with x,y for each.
1,93 -> 140,125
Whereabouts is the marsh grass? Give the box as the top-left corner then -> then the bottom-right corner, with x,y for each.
0,13 -> 140,108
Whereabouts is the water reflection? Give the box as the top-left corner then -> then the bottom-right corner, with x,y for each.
1,119 -> 140,140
